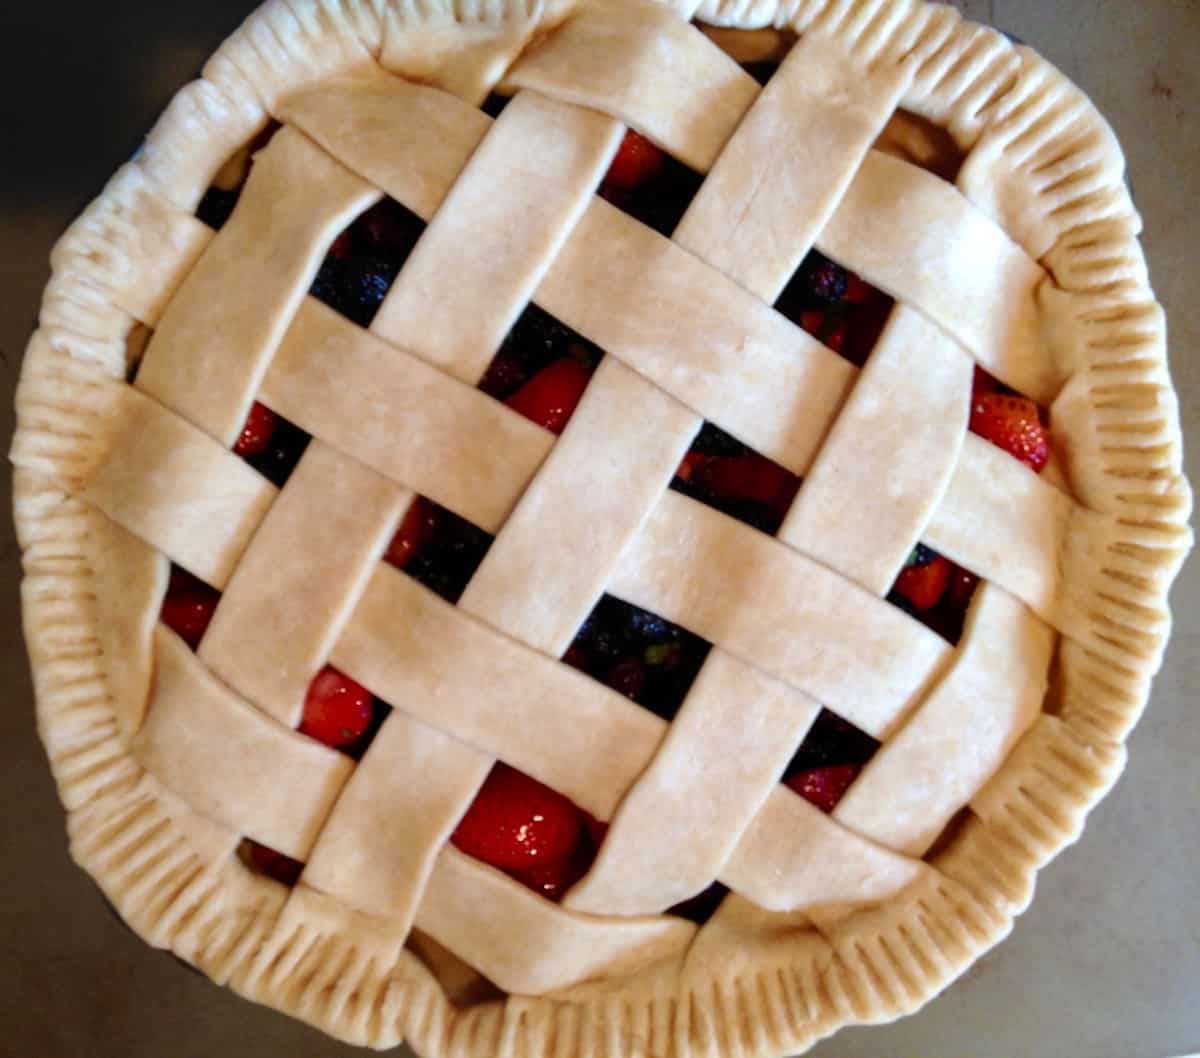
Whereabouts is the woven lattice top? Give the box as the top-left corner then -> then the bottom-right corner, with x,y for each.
13,0 -> 1192,1053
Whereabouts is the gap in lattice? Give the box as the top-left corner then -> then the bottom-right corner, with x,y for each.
479,302 -> 605,438
382,495 -> 494,605
885,543 -> 983,645
194,120 -> 283,229
563,594 -> 712,724
774,248 -> 895,369
309,197 -> 426,328
782,708 -> 879,814
480,92 -> 512,120
599,149 -> 704,238
670,421 -> 801,537
668,880 -> 730,925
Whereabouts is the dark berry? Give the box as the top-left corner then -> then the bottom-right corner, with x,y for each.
801,253 -> 848,304
356,198 -> 425,257
310,257 -> 344,308
784,710 -> 880,777
690,422 -> 745,458
196,187 -> 240,231
626,607 -> 670,643
245,416 -> 310,487
604,657 -> 647,700
338,253 -> 401,327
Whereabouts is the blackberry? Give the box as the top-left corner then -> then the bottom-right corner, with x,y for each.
338,253 -> 402,326
800,252 -> 848,304
309,257 -> 343,309
626,606 -> 672,644
196,187 -> 240,231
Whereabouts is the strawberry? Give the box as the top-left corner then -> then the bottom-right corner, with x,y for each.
504,357 -> 592,434
893,550 -> 951,611
674,449 -> 711,484
785,763 -> 861,813
697,451 -> 799,515
299,666 -> 375,749
604,129 -> 665,190
969,393 -> 1049,472
233,401 -> 278,458
385,496 -> 437,570
244,840 -> 304,886
452,764 -> 584,871
799,308 -> 825,339
160,567 -> 220,649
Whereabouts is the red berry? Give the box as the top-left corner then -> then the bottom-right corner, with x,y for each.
945,562 -> 981,610
562,644 -> 590,673
674,449 -> 711,484
786,764 -> 862,813
504,357 -> 592,434
299,666 -> 375,749
824,319 -> 847,354
161,569 -> 220,649
698,451 -> 799,516
233,401 -> 279,458
893,554 -> 952,611
244,841 -> 304,886
969,393 -> 1050,473
799,309 -> 825,338
452,764 -> 584,871
328,230 -> 354,259
384,497 -> 437,570
972,365 -> 1002,395
508,840 -> 595,902
604,129 -> 665,190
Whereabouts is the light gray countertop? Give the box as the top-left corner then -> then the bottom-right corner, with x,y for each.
1,2 -> 1196,1056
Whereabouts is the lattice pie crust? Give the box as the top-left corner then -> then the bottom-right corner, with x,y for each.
12,0 -> 1191,1054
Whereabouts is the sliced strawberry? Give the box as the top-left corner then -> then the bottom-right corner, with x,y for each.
161,568 -> 220,649
385,497 -> 437,570
969,393 -> 1049,472
604,130 -> 665,190
233,401 -> 279,458
300,666 -> 375,749
504,357 -> 592,434
785,763 -> 861,813
893,553 -> 951,611
698,451 -> 799,515
452,764 -> 584,871
244,841 -> 304,886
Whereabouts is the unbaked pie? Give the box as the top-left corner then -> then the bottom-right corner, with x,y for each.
13,0 -> 1192,1054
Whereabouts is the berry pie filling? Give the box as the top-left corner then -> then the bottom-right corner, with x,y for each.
171,91 -> 1055,918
